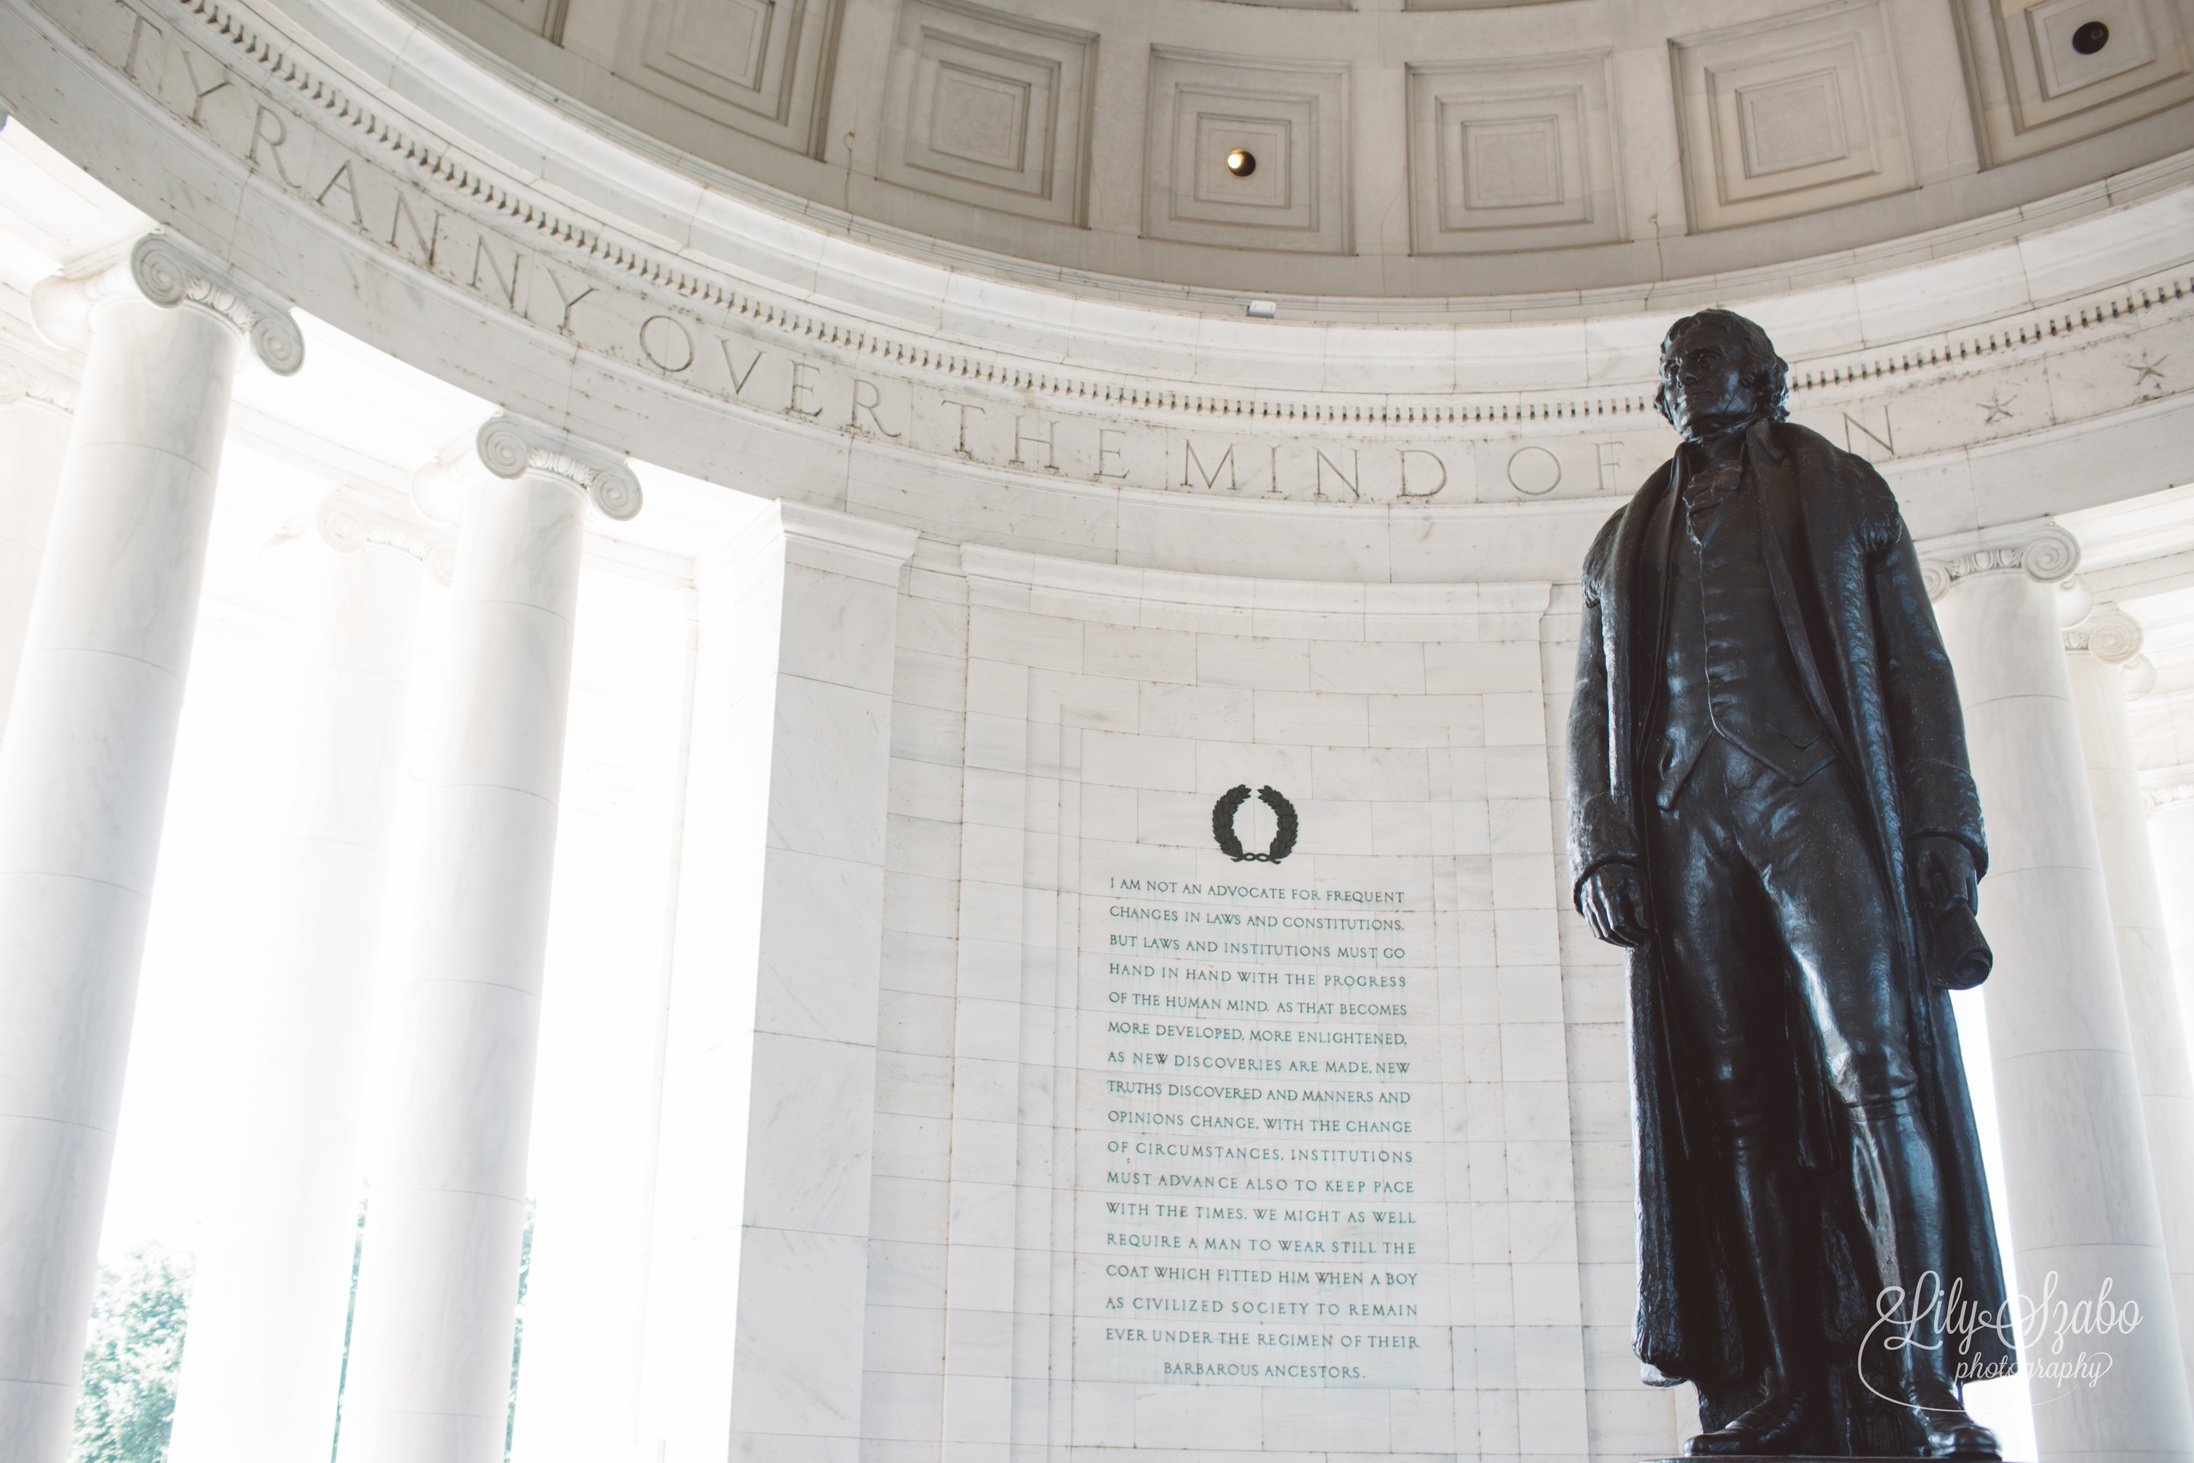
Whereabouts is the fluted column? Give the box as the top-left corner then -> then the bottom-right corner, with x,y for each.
0,234 -> 301,1463
0,351 -> 74,744
2065,604 -> 2194,1408
1926,522 -> 2194,1463
166,494 -> 448,1463
336,416 -> 639,1463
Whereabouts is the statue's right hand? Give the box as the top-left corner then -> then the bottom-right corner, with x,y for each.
1581,863 -> 1653,949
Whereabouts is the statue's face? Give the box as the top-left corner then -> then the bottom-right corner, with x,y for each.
1660,324 -> 1758,443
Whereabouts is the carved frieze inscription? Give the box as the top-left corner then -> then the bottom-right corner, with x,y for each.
1076,850 -> 1441,1387
23,0 -> 2191,515
64,0 -> 1652,503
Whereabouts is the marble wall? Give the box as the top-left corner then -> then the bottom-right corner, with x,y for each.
618,530 -> 1680,1462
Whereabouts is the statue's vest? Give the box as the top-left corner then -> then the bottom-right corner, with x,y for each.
1648,475 -> 1835,809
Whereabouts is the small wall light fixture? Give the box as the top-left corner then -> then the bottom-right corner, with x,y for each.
1225,148 -> 1257,178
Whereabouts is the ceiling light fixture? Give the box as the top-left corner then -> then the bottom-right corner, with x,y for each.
2072,20 -> 2110,53
1225,149 -> 1256,178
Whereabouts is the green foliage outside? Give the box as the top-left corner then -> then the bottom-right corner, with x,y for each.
507,1198 -> 535,1463
64,1198 -> 532,1463
71,1245 -> 194,1463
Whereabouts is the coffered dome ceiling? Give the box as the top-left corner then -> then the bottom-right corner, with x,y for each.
407,0 -> 2194,300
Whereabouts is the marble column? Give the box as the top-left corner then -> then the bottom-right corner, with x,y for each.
0,234 -> 301,1463
1926,522 -> 2194,1463
2066,605 -> 2194,1407
165,495 -> 446,1463
335,416 -> 638,1463
0,352 -> 74,743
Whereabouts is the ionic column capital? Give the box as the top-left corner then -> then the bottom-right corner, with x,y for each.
1917,518 -> 2080,601
316,490 -> 457,587
2063,605 -> 2144,663
2144,768 -> 2194,818
29,234 -> 304,376
474,414 -> 641,522
0,347 -> 74,416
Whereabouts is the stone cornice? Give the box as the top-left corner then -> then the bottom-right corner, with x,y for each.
1918,520 -> 2081,601
474,414 -> 641,522
28,233 -> 303,374
776,501 -> 921,569
958,539 -> 1552,621
316,488 -> 454,585
702,500 -> 919,593
2063,606 -> 2144,663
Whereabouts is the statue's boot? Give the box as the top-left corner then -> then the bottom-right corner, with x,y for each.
1687,1140 -> 1828,1458
1849,1097 -> 2002,1461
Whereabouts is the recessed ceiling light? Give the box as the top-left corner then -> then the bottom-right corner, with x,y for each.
1225,149 -> 1256,178
2072,19 -> 2110,53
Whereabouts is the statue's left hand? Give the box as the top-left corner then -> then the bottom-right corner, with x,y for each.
1911,836 -> 1978,916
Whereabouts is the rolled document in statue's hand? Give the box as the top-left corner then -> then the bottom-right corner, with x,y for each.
1927,901 -> 1993,990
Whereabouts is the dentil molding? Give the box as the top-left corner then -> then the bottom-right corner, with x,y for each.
28,233 -> 303,374
475,414 -> 643,522
1918,519 -> 2082,601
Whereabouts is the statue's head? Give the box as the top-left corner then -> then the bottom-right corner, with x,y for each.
1655,309 -> 1789,443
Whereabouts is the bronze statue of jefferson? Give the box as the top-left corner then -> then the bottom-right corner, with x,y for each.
1568,310 -> 2013,1456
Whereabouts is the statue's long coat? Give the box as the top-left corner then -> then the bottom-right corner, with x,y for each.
1567,418 -> 2015,1437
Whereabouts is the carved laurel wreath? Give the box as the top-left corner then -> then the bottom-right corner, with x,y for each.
1212,785 -> 1299,864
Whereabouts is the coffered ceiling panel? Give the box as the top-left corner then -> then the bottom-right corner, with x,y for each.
1671,0 -> 1914,232
1406,52 -> 1622,254
614,0 -> 841,157
477,0 -> 562,36
399,0 -> 2194,298
1143,48 -> 1352,255
1956,0 -> 2194,163
880,0 -> 1096,224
